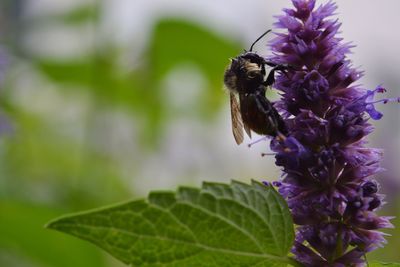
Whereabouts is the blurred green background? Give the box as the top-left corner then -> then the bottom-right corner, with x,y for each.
0,0 -> 399,266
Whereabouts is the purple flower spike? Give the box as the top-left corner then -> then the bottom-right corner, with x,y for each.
269,1 -> 394,266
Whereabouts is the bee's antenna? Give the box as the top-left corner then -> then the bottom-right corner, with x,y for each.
249,29 -> 272,52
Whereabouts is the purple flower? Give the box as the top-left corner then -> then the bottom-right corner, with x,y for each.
268,0 -> 394,265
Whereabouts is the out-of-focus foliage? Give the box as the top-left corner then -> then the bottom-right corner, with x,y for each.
370,262 -> 400,267
31,20 -> 239,146
0,201 -> 106,267
0,1 -> 242,266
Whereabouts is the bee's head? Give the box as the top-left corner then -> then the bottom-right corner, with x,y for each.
241,52 -> 265,66
241,56 -> 264,86
224,55 -> 264,94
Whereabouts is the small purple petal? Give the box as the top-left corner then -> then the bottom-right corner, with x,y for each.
272,181 -> 282,187
262,181 -> 270,187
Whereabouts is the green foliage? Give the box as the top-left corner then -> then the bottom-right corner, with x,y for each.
0,201 -> 107,267
32,18 -> 241,146
0,108 -> 130,209
148,19 -> 241,119
28,4 -> 99,26
58,4 -> 99,24
36,59 -> 93,86
47,181 -> 297,266
370,262 -> 400,267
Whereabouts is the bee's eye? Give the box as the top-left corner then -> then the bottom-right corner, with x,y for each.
247,71 -> 258,79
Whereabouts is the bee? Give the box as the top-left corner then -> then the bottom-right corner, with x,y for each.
224,30 -> 288,145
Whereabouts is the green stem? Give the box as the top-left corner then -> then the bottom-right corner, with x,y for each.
334,222 -> 343,260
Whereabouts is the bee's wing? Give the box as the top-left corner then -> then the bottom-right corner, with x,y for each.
230,92 -> 244,145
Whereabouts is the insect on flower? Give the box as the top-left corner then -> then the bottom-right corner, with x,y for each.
224,30 -> 288,145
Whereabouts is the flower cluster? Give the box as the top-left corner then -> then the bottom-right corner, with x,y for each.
268,0 -> 394,266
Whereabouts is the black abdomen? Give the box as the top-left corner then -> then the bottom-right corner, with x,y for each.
239,92 -> 287,137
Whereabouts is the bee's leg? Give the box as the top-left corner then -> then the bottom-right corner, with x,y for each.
264,64 -> 291,87
263,60 -> 292,74
276,131 -> 287,141
263,61 -> 290,87
264,60 -> 291,69
264,60 -> 279,68
267,116 -> 287,140
264,68 -> 277,87
260,63 -> 266,76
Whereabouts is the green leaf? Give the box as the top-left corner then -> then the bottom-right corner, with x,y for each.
0,201 -> 107,267
0,110 -> 130,208
35,59 -> 92,86
370,262 -> 400,267
47,180 -> 296,266
29,4 -> 99,25
148,19 -> 242,119
59,5 -> 99,24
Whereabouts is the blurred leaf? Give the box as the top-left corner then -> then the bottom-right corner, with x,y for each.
148,19 -> 242,119
32,18 -> 242,146
60,5 -> 99,24
0,201 -> 107,267
35,55 -> 143,108
370,262 -> 400,267
0,109 -> 130,209
136,18 -> 242,145
36,59 -> 92,86
47,181 -> 295,266
29,4 -> 99,26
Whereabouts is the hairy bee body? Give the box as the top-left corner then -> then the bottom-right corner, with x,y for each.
224,49 -> 287,145
239,87 -> 286,137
